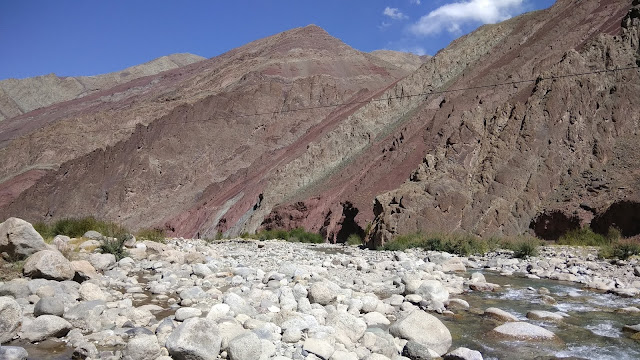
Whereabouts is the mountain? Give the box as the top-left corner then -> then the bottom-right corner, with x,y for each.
369,50 -> 429,72
0,53 -> 205,122
1,0 -> 639,245
0,25 -> 408,236
257,0 -> 640,244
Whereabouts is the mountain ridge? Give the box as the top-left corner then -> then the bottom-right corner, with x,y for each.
0,53 -> 205,122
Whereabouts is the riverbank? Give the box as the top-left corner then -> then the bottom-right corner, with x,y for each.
1,229 -> 640,359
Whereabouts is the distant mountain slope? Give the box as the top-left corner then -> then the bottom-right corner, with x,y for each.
0,53 -> 205,122
369,50 -> 429,72
0,25 -> 408,235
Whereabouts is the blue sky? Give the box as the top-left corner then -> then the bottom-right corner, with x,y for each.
0,0 -> 555,80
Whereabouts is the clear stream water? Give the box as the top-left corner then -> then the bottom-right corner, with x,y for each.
441,272 -> 640,360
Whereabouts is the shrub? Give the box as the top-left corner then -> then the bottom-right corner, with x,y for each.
600,238 -> 640,260
136,228 -> 166,243
253,227 -> 324,243
381,232 -> 493,256
557,227 -> 609,246
510,236 -> 541,258
34,217 -> 130,240
99,234 -> 130,261
346,234 -> 362,246
381,232 -> 540,257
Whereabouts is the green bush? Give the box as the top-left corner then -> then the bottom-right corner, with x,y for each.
509,236 -> 541,258
381,232 -> 496,256
600,238 -> 640,260
380,232 -> 541,257
346,234 -> 362,246
557,227 -> 609,246
34,217 -> 130,240
99,234 -> 130,261
136,228 -> 166,243
253,227 -> 324,243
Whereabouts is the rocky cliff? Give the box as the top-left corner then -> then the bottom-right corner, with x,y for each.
261,0 -> 640,244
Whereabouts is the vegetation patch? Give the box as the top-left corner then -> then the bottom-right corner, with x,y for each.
557,227 -> 610,246
600,238 -> 640,260
136,228 -> 166,243
380,232 -> 540,258
34,217 -> 130,240
346,234 -> 363,246
99,235 -> 130,261
251,227 -> 323,243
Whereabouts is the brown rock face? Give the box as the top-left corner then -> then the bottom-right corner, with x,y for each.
367,0 -> 640,246
262,0 -> 640,245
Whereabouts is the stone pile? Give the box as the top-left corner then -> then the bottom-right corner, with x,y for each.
1,217 -> 639,359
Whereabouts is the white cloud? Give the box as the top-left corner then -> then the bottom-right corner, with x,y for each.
409,0 -> 524,36
383,7 -> 408,20
409,0 -> 421,4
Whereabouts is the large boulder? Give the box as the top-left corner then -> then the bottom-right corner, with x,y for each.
416,280 -> 449,303
490,322 -> 557,341
89,253 -> 116,271
228,331 -> 263,360
0,218 -> 48,260
0,346 -> 28,360
327,310 -> 367,346
63,300 -> 106,332
303,338 -> 335,360
308,281 -> 339,305
165,318 -> 222,360
34,297 -> 65,317
0,296 -> 22,343
123,334 -> 162,360
71,260 -> 98,281
20,315 -> 72,342
390,310 -> 452,356
23,250 -> 75,281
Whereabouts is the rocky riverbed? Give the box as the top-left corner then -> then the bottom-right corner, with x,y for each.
1,218 -> 640,360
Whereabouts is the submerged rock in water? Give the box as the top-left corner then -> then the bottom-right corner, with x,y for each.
526,310 -> 565,322
444,346 -> 484,360
490,322 -> 558,341
483,307 -> 519,322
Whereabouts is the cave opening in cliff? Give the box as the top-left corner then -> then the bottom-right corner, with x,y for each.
529,210 -> 581,240
590,201 -> 640,237
336,202 -> 365,243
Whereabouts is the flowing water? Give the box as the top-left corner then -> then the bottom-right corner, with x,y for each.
441,271 -> 640,359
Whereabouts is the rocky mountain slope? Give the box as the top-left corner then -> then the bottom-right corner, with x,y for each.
0,25 -> 408,236
260,0 -> 640,245
369,50 -> 429,72
0,53 -> 205,122
1,0 -> 638,245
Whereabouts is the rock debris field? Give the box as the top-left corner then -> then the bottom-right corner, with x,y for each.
1,217 -> 640,360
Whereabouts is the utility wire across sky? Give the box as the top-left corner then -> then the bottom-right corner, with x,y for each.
2,65 -> 639,143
